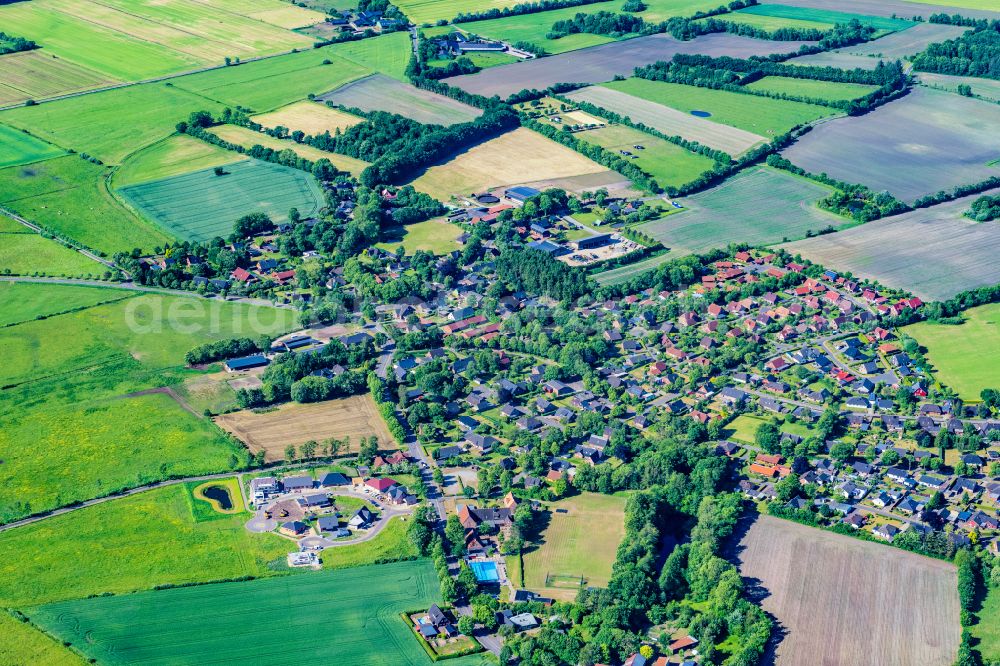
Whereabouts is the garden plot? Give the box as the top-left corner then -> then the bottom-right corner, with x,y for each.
318,74 -> 482,126
565,85 -> 768,156
118,159 -> 325,242
782,187 -> 1000,301
408,127 -> 612,201
214,394 -> 394,462
736,515 -> 960,666
637,166 -> 844,253
781,87 -> 1000,203
845,22 -> 970,58
251,101 -> 364,135
444,33 -> 813,99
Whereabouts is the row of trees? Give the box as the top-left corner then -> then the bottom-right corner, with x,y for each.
452,0 -> 608,24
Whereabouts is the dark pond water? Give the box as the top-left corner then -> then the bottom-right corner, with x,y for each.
202,484 -> 233,510
691,110 -> 712,118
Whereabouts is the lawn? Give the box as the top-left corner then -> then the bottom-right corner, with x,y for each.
522,492 -> 626,601
744,76 -> 879,102
970,581 -> 1000,664
636,166 -> 845,255
376,217 -> 465,255
0,610 -> 85,666
0,124 -> 64,168
251,100 -> 365,135
903,302 -> 1000,401
207,124 -> 371,175
27,560 -> 492,665
113,134 -> 243,187
0,82 -> 226,164
0,287 -> 296,523
409,127 -> 610,201
321,517 -> 419,569
0,232 -> 106,277
318,74 -> 483,126
0,155 -> 172,254
118,158 -> 326,242
0,282 -> 129,327
602,78 -> 836,138
725,413 -> 769,444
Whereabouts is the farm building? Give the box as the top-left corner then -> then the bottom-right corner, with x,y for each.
505,186 -> 540,204
224,355 -> 269,372
573,234 -> 612,251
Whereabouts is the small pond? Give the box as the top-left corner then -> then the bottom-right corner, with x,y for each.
690,110 -> 712,118
201,484 -> 234,510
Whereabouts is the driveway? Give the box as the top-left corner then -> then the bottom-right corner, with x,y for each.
245,511 -> 277,533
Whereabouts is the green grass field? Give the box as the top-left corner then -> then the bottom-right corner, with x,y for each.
733,4 -> 915,32
903,302 -> 1000,401
0,282 -> 129,327
0,610 -> 85,666
27,560 -> 491,665
0,156 -> 172,254
0,286 -> 296,523
744,76 -> 879,102
113,134 -> 243,188
0,82 -> 225,164
0,232 -> 106,277
635,166 -> 845,254
321,517 -> 419,569
522,492 -> 626,601
594,251 -> 675,286
603,78 -> 836,137
119,159 -> 325,242
173,32 -> 410,112
904,0 -> 999,7
566,122 -> 717,190
705,9 -> 834,31
970,582 -> 1000,663
0,124 -> 64,168
725,414 -> 769,444
376,218 -> 464,255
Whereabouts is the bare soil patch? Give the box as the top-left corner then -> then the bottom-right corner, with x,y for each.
735,515 -> 960,666
214,394 -> 394,461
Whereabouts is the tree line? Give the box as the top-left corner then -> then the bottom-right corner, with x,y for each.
452,0 -> 608,24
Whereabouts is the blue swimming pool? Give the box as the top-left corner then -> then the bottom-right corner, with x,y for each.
469,560 -> 499,583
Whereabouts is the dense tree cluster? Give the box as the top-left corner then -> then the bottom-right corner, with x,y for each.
546,10 -> 647,40
495,248 -> 591,302
185,337 -> 264,365
913,22 -> 1000,79
0,32 -> 37,55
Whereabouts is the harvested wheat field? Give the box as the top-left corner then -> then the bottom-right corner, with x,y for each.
215,394 -> 394,461
736,515 -> 960,666
251,101 -> 364,135
409,127 -> 611,200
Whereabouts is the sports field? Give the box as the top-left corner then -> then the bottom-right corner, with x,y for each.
28,561 -> 491,666
781,87 -> 1000,203
566,85 -> 767,156
0,124 -> 64,168
113,134 -> 243,187
0,51 -> 117,108
903,302 -> 1000,401
744,76 -> 878,102
782,188 -> 1000,301
550,120 -> 718,190
0,82 -> 226,163
252,101 -> 365,135
602,78 -> 836,138
118,159 -> 325,242
637,166 -> 844,254
208,124 -> 371,175
214,394 -> 395,462
319,74 -> 483,126
737,515 -> 960,666
522,492 -> 626,601
0,232 -> 105,277
846,22 -> 969,58
733,4 -> 915,32
0,155 -> 172,254
409,127 -> 611,201
0,286 -> 295,524
172,32 -> 410,112
376,218 -> 465,255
